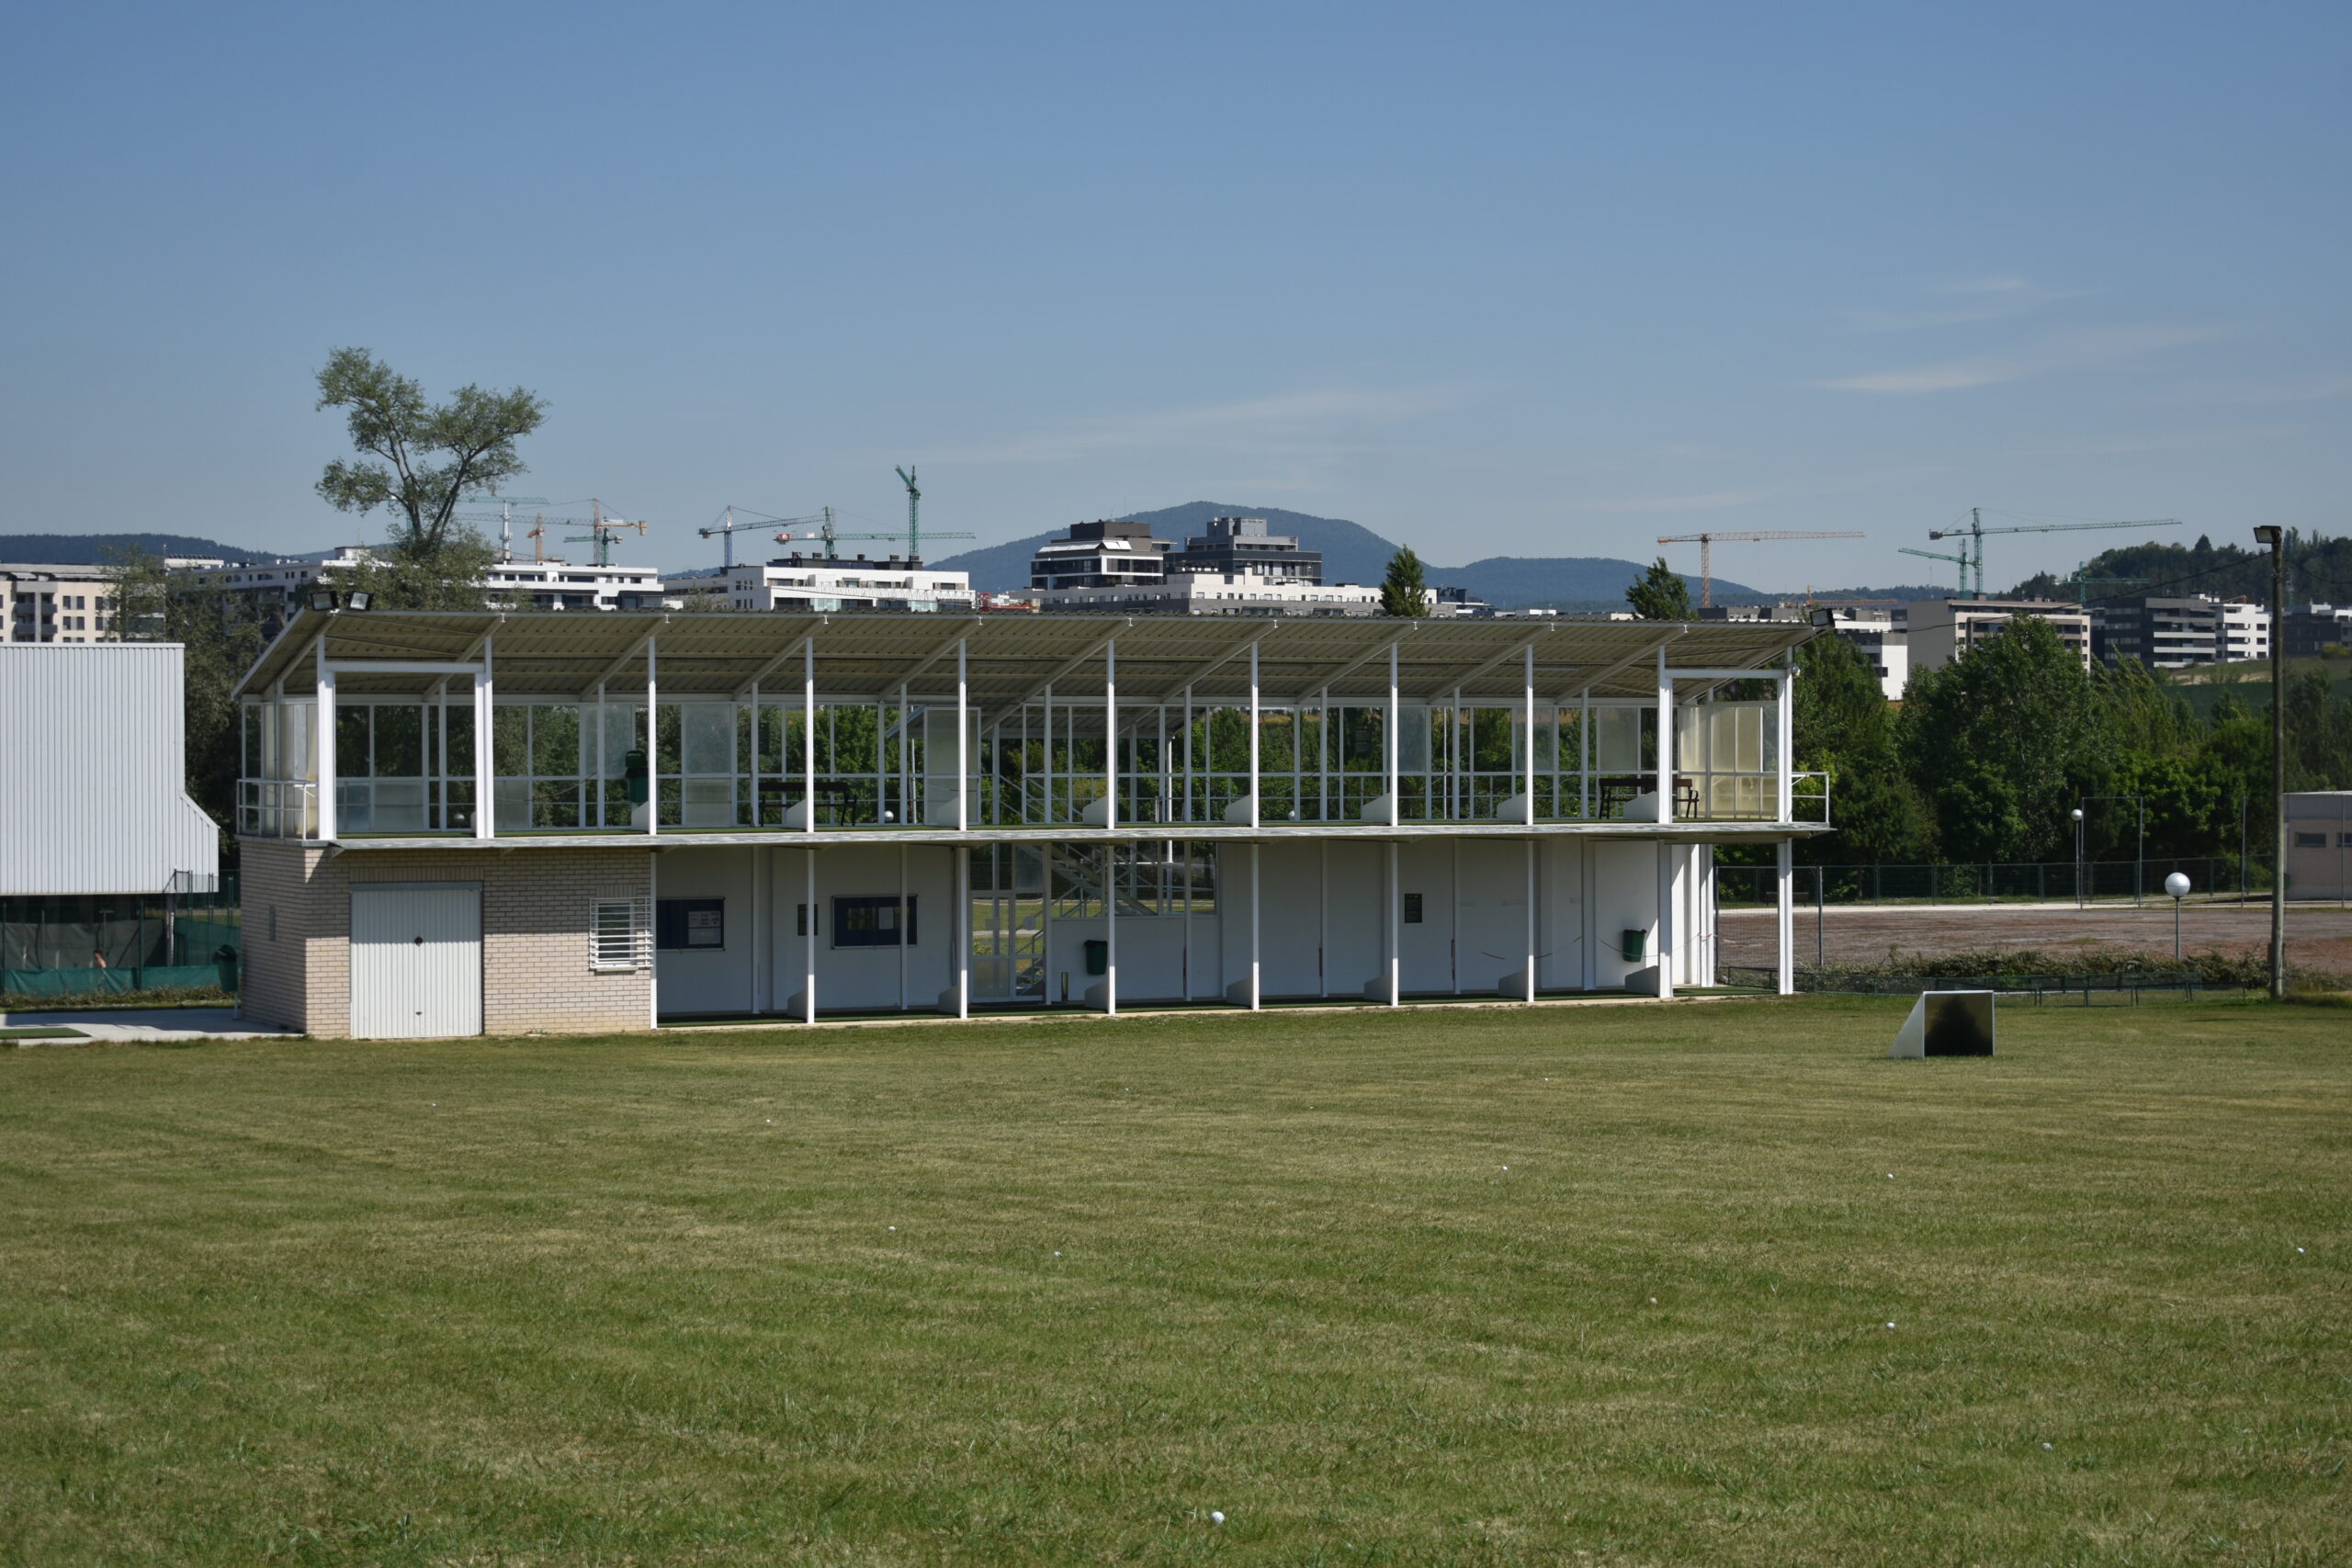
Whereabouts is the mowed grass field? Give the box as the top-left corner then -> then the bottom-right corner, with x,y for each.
2,999 -> 2346,1566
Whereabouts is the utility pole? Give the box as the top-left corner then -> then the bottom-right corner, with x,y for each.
2255,525 -> 2287,998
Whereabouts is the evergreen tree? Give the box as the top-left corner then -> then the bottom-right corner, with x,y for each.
1625,558 -> 1692,620
1379,547 -> 1430,617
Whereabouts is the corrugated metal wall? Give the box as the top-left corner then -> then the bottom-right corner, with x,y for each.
0,644 -> 220,896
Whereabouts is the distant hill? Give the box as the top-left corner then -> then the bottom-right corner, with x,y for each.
0,533 -> 341,565
930,502 -> 1754,606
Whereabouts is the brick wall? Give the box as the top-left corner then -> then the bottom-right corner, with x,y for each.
237,841 -> 655,1037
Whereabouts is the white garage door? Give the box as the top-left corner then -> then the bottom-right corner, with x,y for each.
351,883 -> 482,1038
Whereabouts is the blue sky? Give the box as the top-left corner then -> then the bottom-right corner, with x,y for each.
3,2 -> 2346,589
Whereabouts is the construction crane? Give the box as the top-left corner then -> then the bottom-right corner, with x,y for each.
772,499 -> 974,562
565,500 -> 648,568
450,498 -> 550,562
1928,508 -> 2183,598
1898,545 -> 1972,592
895,466 -> 924,560
698,506 -> 763,570
1655,529 -> 1866,608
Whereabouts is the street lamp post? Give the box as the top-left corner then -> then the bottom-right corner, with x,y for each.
2253,525 -> 2286,999
2072,807 -> 2086,908
2165,871 -> 2191,960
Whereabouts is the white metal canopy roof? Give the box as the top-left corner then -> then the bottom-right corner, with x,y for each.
234,609 -> 1812,706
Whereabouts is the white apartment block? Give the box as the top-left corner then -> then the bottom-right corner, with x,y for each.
1032,575 -> 1385,616
692,554 -> 975,615
195,549 -> 664,616
3,564 -> 118,643
1705,604 -> 1908,698
2218,601 -> 2271,662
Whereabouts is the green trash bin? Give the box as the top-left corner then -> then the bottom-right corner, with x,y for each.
1621,929 -> 1647,964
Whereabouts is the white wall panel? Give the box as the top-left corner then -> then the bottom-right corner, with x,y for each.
1,645 -> 219,896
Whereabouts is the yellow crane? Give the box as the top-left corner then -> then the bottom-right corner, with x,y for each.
1656,529 -> 1866,608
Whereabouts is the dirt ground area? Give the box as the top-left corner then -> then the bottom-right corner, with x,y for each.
1718,900 -> 2352,977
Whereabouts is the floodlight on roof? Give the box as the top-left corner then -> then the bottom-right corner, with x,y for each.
344,590 -> 372,611
310,590 -> 338,612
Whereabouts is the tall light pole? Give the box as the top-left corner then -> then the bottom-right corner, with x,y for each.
2072,807 -> 2086,908
2254,525 -> 2287,998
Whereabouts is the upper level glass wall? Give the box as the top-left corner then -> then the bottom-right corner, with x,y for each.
236,689 -> 1811,837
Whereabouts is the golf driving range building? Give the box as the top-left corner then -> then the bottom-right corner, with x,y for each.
231,609 -> 1827,1037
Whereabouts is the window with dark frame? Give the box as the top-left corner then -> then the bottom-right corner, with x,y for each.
832,896 -> 916,948
1402,893 -> 1423,924
655,897 -> 725,950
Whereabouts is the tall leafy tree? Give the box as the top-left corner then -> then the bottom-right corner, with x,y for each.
314,348 -> 545,606
1625,558 -> 1692,620
1792,632 -> 1929,863
1898,615 -> 2110,863
1379,547 -> 1430,617
104,548 -> 266,838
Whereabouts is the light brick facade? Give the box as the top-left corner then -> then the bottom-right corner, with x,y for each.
240,840 -> 654,1037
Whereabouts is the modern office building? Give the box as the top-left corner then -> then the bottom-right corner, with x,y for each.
3,564 -> 117,643
1906,598 -> 2092,673
1033,576 -> 1384,616
2093,595 -> 2221,667
1164,516 -> 1323,583
231,608 -> 1827,1037
1029,520 -> 1171,592
2280,604 -> 2352,658
682,555 -> 975,615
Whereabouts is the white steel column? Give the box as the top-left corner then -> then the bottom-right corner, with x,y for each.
748,681 -> 760,827
898,843 -> 910,1010
1580,840 -> 1597,991
1248,642 -> 1261,827
1523,839 -> 1536,1003
748,843 -> 761,1015
802,637 -> 817,838
956,639 -> 969,831
475,637 -> 496,840
1776,662 -> 1794,824
1318,840 -> 1329,998
803,848 -> 817,1024
1386,642 -> 1400,817
1523,644 -> 1537,821
1776,837 -> 1795,996
1579,687 -> 1592,819
1103,640 -> 1117,830
1655,648 -> 1673,999
643,637 -> 656,839
955,844 -> 970,1018
315,637 -> 338,841
1386,840 -> 1402,1006
1249,842 -> 1261,1010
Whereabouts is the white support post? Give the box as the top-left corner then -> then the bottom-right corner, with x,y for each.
315,637 -> 338,840
1776,660 -> 1794,824
1386,642 -> 1400,818
1579,687 -> 1592,820
643,637 -> 657,838
955,844 -> 970,1018
1580,840 -> 1596,992
747,841 -> 760,1015
803,848 -> 817,1024
1318,840 -> 1329,998
1374,846 -> 1392,1006
1656,840 -> 1676,1000
475,637 -> 496,840
1523,839 -> 1536,1003
1100,638 -> 1118,1003
1249,842 -> 1261,1010
749,680 -> 760,828
803,637 -> 817,837
898,843 -> 910,1010
1776,837 -> 1795,996
1523,644 -> 1536,822
1248,642 -> 1261,828
1657,646 -> 1673,824
956,639 -> 969,832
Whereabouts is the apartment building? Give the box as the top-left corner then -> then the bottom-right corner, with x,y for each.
1703,604 -> 1907,698
2093,595 -> 2220,667
1028,520 -> 1171,591
1164,516 -> 1322,583
1906,598 -> 2092,674
2,564 -> 116,643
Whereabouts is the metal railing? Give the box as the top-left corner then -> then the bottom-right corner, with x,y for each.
1713,854 -> 2268,908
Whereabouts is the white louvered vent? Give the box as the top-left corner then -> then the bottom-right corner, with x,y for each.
590,898 -> 650,972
